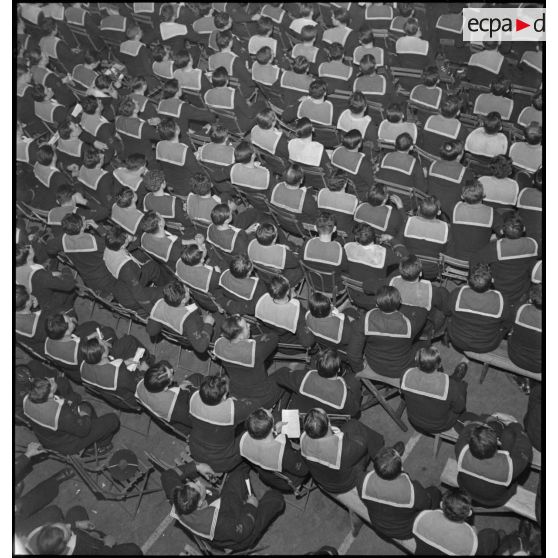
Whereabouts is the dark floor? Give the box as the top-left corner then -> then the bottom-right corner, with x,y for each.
15,294 -> 540,555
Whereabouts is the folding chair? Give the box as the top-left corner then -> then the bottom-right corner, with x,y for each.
390,66 -> 423,94
356,367 -> 408,432
463,152 -> 494,177
252,261 -> 283,285
207,107 -> 247,137
439,253 -> 470,287
266,201 -> 313,242
300,261 -> 348,308
340,275 -> 376,311
83,381 -> 143,413
256,82 -> 286,116
253,146 -> 288,175
270,471 -> 317,512
181,87 -> 206,109
414,253 -> 442,283
16,201 -> 48,225
288,160 -> 330,191
66,21 -> 106,52
312,124 -> 342,149
138,402 -> 190,442
376,180 -> 428,215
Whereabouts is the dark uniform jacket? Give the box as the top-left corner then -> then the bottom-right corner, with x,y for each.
507,303 -> 542,374
401,367 -> 467,434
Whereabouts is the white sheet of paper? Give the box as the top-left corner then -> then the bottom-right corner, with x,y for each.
281,409 -> 301,438
71,103 -> 83,117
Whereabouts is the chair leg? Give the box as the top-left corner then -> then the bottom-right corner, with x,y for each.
349,510 -> 364,537
479,363 -> 489,384
433,433 -> 441,457
127,318 -> 133,335
361,379 -> 408,432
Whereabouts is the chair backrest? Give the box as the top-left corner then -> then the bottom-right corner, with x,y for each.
300,261 -> 341,302
439,252 -> 470,285
83,382 -> 142,412
313,124 -> 341,149
181,88 -> 206,108
190,286 -> 225,314
136,399 -> 190,441
289,161 -> 329,191
207,107 -> 245,137
252,261 -> 283,285
16,202 -> 48,224
256,83 -> 285,115
254,146 -> 287,174
377,180 -> 427,214
160,326 -> 194,348
415,253 -> 442,281
266,201 -> 311,239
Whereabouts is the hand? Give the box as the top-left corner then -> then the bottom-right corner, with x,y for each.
93,140 -> 108,151
194,234 -> 205,247
245,222 -> 259,234
73,192 -> 88,206
246,494 -> 259,507
378,233 -> 394,244
124,358 -> 137,367
251,13 -> 261,20
202,312 -> 215,326
491,412 -> 517,425
84,219 -> 98,230
103,535 -> 116,547
75,520 -> 95,530
273,421 -> 285,435
25,442 -> 45,458
195,462 -> 216,480
147,117 -> 161,126
179,379 -> 193,389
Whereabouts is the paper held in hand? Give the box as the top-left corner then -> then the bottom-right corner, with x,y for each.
281,409 -> 301,438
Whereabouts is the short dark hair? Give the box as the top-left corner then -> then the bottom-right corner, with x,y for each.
300,24 -> 317,42
140,210 -> 161,234
524,123 -> 542,145
386,103 -> 404,123
461,181 -> 484,204
303,408 -> 329,439
268,275 -> 290,300
415,346 -> 442,373
15,244 -> 31,267
489,154 -> 513,178
442,488 -> 472,522
234,141 -> 254,164
213,11 -> 231,30
353,222 -> 375,246
295,117 -> 314,139
125,153 -> 146,170
502,215 -> 524,239
468,263 -> 492,293
292,54 -> 310,74
209,123 -> 228,143
418,196 -> 440,219
327,42 -> 344,61
199,373 -> 229,405
399,255 -> 422,281
36,525 -> 66,554
229,254 -> 253,279
210,203 -> 231,226
216,29 -> 233,50
490,77 -> 510,96
163,280 -> 186,307
117,96 -> 136,117
359,25 -> 375,46
439,140 -> 463,161
80,337 -> 105,364
483,111 -> 502,134
158,117 -> 179,140
316,349 -> 341,379
284,164 -> 304,186
15,285 -> 30,312
144,170 -> 166,192
211,66 -> 229,88
309,78 -> 327,99
115,186 -> 134,208
162,78 -> 180,99
144,361 -> 173,392
422,66 -> 439,87
342,129 -> 362,150
45,313 -> 69,340
246,408 -> 274,439
220,315 -> 244,341
82,95 -> 101,114
173,49 -> 191,69
367,183 -> 388,206
376,286 -> 401,312
327,172 -> 347,192
348,91 -> 367,115
359,53 -> 376,75
308,291 -> 331,318
55,184 -> 76,205
403,17 -> 419,36
255,45 -> 273,65
191,173 -> 212,196
37,144 -> 55,166
105,226 -> 128,251
395,132 -> 413,151
531,90 -> 543,111
173,484 -> 201,515
469,424 -> 498,459
256,223 -> 277,246
529,283 -> 542,309
440,96 -> 461,119
256,108 -> 277,130
316,212 -> 336,235
180,244 -> 204,266
61,213 -> 83,235
257,15 -> 274,36
82,145 -> 101,168
374,448 -> 402,480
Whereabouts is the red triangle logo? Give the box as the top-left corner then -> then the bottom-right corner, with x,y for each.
516,18 -> 530,32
